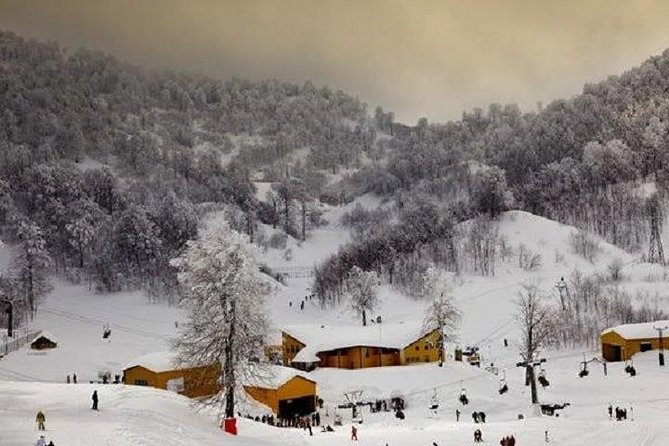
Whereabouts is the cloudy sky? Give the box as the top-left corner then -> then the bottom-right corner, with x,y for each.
2,0 -> 669,123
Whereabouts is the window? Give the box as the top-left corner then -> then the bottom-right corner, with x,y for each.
134,379 -> 148,386
640,342 -> 652,352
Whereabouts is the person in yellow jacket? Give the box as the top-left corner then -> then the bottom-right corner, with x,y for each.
36,410 -> 46,430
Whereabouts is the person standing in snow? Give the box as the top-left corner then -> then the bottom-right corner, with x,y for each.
35,411 -> 46,431
72,373 -> 77,384
91,390 -> 99,410
607,404 -> 612,419
351,425 -> 358,440
456,408 -> 460,421
35,435 -> 46,446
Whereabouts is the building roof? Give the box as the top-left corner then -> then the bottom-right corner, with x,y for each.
602,320 -> 669,340
283,321 -> 435,363
243,365 -> 315,389
123,351 -> 202,373
31,331 -> 57,344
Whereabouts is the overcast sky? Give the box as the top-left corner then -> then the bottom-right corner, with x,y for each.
2,0 -> 669,123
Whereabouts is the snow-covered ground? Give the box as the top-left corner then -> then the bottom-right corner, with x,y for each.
2,196 -> 669,445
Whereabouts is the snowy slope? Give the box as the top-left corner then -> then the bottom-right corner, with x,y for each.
0,382 -> 302,446
2,200 -> 669,445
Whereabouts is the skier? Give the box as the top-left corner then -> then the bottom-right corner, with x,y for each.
545,430 -> 549,442
35,410 -> 46,431
35,435 -> 46,446
479,411 -> 486,423
92,390 -> 99,410
351,425 -> 358,441
456,408 -> 460,421
73,373 -> 77,384
607,404 -> 612,419
472,411 -> 479,423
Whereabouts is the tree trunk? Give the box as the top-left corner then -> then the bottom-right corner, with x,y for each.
301,201 -> 306,241
224,299 -> 236,419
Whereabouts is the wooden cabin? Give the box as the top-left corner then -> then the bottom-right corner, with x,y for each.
30,332 -> 57,350
244,366 -> 317,418
601,320 -> 669,361
282,322 -> 443,370
123,351 -> 220,398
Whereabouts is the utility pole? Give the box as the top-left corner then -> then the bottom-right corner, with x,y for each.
516,358 -> 546,404
653,325 -> 668,366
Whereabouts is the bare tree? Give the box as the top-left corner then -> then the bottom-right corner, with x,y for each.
516,284 -> 553,404
421,265 -> 461,364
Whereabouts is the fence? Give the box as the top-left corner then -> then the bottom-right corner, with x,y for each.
0,328 -> 41,357
268,266 -> 315,280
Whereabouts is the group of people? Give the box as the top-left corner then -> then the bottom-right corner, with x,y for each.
500,434 -> 517,446
608,404 -> 631,421
65,373 -> 77,384
241,411 -> 321,429
289,294 -> 315,311
472,411 -> 487,423
369,399 -> 389,413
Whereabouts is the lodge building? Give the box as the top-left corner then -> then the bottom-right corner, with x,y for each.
282,321 -> 443,370
601,320 -> 669,361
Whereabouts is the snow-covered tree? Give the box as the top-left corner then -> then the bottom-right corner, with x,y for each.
171,222 -> 269,419
420,265 -> 461,364
13,220 -> 52,320
516,285 -> 553,404
345,266 -> 378,326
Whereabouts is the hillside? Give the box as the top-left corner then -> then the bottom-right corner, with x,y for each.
2,202 -> 669,445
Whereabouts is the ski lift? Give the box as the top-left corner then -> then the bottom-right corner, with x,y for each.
578,362 -> 589,378
538,368 -> 550,387
102,323 -> 112,339
498,371 -> 509,394
429,388 -> 439,413
459,386 -> 469,405
624,360 -> 637,377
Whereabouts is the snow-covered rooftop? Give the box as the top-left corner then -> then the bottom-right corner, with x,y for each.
602,320 -> 669,340
283,321 -> 432,363
123,351 -> 183,373
243,365 -> 315,389
31,331 -> 57,344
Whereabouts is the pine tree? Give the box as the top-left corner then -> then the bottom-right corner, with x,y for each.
171,222 -> 269,419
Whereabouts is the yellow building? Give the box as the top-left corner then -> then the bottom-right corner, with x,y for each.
601,320 -> 669,361
282,322 -> 443,370
123,351 -> 221,398
244,366 -> 317,418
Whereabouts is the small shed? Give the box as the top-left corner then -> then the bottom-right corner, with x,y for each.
601,320 -> 669,361
244,366 -> 317,419
123,351 -> 221,398
30,332 -> 58,350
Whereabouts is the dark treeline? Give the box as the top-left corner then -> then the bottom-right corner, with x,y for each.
0,30 -> 372,321
317,50 -> 669,303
